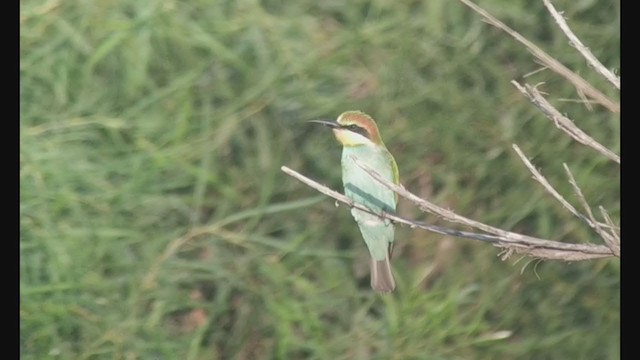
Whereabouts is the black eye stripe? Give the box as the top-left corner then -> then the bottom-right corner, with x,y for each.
343,124 -> 369,138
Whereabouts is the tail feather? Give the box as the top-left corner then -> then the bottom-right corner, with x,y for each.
370,253 -> 395,293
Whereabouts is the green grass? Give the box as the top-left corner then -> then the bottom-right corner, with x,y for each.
21,0 -> 619,358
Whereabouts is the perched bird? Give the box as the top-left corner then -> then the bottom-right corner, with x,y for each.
310,111 -> 399,293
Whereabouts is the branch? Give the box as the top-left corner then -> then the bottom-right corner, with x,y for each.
599,206 -> 620,245
513,144 -> 619,255
351,159 -> 615,258
513,144 -> 588,222
281,165 -> 615,261
542,0 -> 620,89
458,0 -> 619,113
563,164 -> 620,256
512,144 -> 615,232
511,81 -> 620,164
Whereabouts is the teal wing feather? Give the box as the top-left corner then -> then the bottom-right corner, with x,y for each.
341,146 -> 397,261
385,147 -> 400,202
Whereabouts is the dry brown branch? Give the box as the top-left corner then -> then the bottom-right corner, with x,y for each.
511,81 -> 620,164
458,0 -> 619,113
281,165 -> 615,261
512,143 -> 619,255
512,144 -> 616,232
512,144 -> 591,224
563,164 -> 620,256
542,0 -> 620,89
599,206 -> 620,241
351,159 -> 616,258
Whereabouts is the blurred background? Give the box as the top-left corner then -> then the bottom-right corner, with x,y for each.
20,0 -> 619,359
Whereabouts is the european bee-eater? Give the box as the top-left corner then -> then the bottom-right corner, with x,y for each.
310,111 -> 399,293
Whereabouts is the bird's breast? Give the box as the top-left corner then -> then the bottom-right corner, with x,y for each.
341,146 -> 396,214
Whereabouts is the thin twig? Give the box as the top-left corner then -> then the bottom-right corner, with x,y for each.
563,164 -> 620,256
512,144 -> 591,224
458,0 -> 619,113
599,206 -> 620,241
281,165 -> 615,261
542,0 -> 620,89
523,66 -> 548,78
575,84 -> 594,112
355,157 -> 595,241
513,145 -> 617,234
599,206 -> 620,233
556,98 -> 601,105
512,81 -> 620,164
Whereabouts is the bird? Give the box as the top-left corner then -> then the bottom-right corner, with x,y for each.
309,111 -> 399,293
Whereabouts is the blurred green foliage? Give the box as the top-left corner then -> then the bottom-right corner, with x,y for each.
21,0 -> 619,359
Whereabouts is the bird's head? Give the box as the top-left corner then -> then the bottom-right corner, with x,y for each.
309,111 -> 385,147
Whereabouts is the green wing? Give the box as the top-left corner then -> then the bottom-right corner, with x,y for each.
385,149 -> 400,202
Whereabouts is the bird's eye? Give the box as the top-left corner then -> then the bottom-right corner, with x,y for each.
348,125 -> 359,131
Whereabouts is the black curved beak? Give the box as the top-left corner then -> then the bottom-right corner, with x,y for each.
307,119 -> 340,129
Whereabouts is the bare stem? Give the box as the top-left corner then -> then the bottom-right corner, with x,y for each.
513,144 -> 591,224
542,0 -> 620,89
599,206 -> 621,242
511,81 -> 619,164
458,0 -> 619,113
281,165 -> 615,261
563,164 -> 620,256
